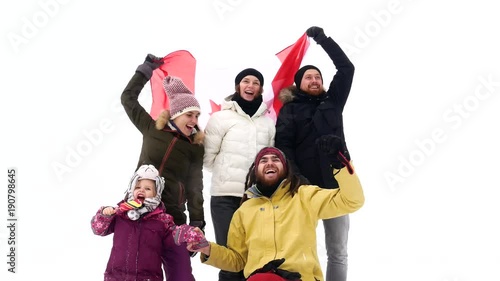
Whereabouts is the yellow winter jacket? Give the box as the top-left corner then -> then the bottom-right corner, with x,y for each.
202,166 -> 364,281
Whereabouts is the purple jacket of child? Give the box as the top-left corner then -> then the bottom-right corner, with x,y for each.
91,203 -> 195,281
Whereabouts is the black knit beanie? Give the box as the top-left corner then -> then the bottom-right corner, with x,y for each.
294,65 -> 322,87
235,68 -> 264,86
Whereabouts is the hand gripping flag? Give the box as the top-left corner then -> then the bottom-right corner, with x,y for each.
150,50 -> 197,120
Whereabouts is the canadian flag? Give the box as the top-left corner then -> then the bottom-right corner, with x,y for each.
208,33 -> 310,120
269,33 -> 310,121
149,50 -> 196,120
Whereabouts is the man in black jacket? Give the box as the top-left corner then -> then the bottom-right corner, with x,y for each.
275,26 -> 355,281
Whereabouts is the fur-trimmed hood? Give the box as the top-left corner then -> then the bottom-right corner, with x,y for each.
154,110 -> 205,145
278,85 -> 328,105
278,85 -> 298,105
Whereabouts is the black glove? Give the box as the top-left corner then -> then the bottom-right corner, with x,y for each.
316,134 -> 354,174
306,26 -> 327,44
336,150 -> 354,175
249,258 -> 301,281
260,258 -> 285,272
136,54 -> 163,80
316,134 -> 342,155
188,220 -> 206,257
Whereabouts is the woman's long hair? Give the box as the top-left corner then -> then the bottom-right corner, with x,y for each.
240,160 -> 306,204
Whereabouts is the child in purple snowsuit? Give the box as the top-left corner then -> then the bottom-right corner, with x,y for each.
91,164 -> 207,281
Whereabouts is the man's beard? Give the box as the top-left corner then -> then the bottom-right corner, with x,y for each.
257,174 -> 281,187
256,172 -> 285,197
304,85 -> 324,96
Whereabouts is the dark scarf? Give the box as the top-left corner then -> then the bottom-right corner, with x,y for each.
256,181 -> 281,198
168,121 -> 197,140
231,93 -> 263,117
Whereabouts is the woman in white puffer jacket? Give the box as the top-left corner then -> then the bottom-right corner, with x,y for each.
203,68 -> 275,281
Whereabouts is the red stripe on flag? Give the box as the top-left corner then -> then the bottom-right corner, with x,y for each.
150,50 -> 196,120
271,33 -> 310,118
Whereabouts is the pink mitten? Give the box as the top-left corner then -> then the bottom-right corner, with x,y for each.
173,225 -> 209,250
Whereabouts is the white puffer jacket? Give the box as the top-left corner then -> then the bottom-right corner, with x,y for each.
204,98 -> 275,197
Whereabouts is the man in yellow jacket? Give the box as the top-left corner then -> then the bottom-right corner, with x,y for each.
188,144 -> 364,281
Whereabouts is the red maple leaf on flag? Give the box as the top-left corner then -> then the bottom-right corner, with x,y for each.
209,99 -> 222,115
150,50 -> 196,120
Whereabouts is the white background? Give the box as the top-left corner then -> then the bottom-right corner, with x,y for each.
1,0 -> 500,280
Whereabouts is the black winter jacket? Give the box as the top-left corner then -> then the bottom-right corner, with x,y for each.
275,37 -> 354,189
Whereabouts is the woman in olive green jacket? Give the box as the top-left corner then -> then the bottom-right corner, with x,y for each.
121,54 -> 205,229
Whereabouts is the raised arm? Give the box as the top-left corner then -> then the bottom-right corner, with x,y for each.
121,54 -> 163,133
300,165 -> 364,221
307,26 -> 355,110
